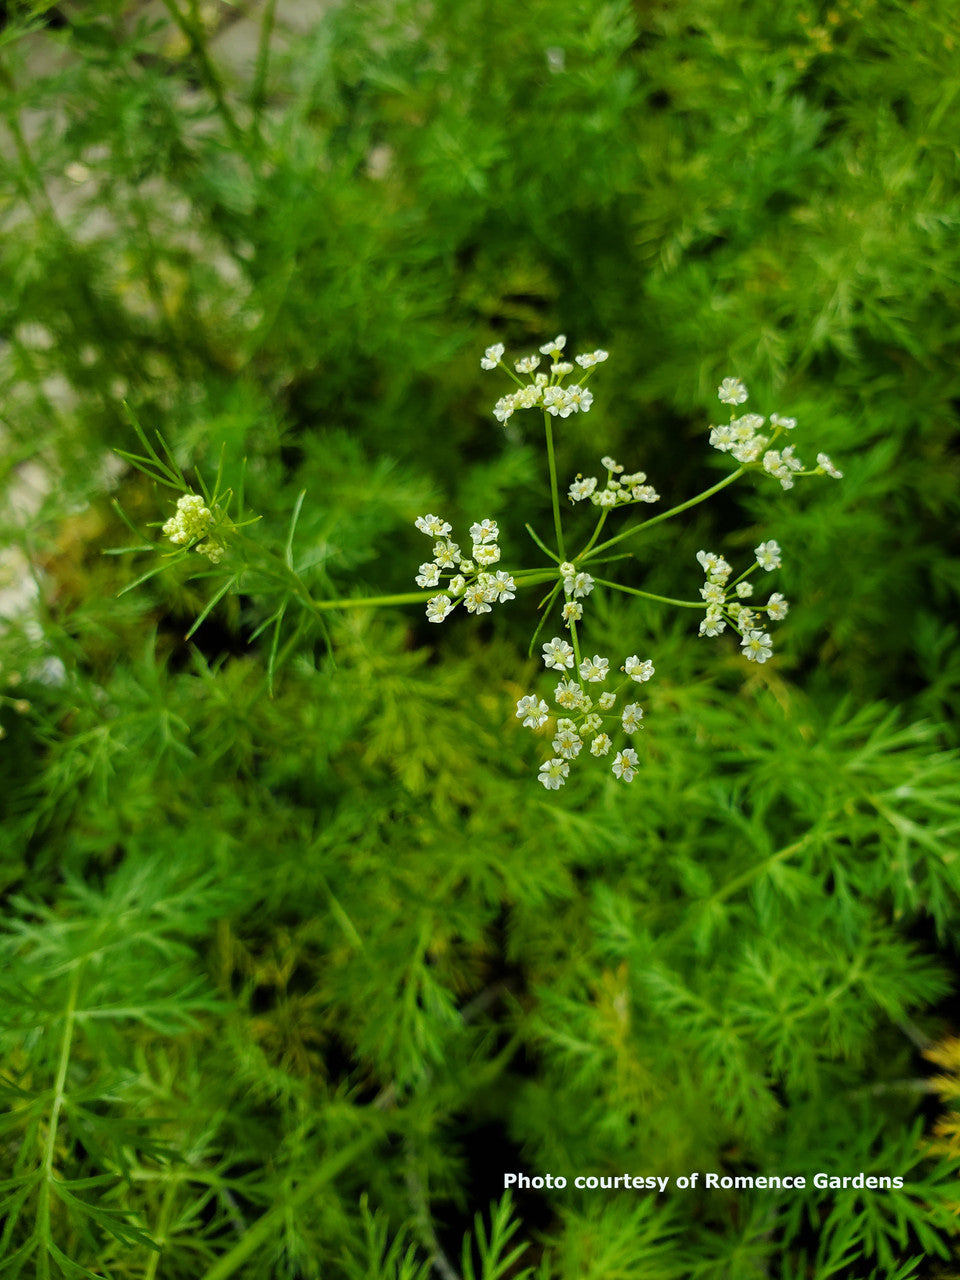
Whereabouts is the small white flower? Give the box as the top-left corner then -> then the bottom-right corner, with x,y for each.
568,476 -> 598,502
735,414 -> 766,435
489,571 -> 516,603
448,574 -> 466,596
516,695 -> 550,728
543,386 -> 572,417
481,342 -> 505,370
700,581 -> 726,606
631,484 -> 659,503
539,334 -> 567,358
734,607 -> 758,631
551,361 -> 574,376
416,562 -> 441,588
562,601 -> 583,626
601,455 -> 623,473
767,592 -> 789,621
542,637 -> 575,670
709,424 -> 737,453
699,607 -> 726,637
621,703 -> 644,734
593,489 -> 618,507
770,414 -> 797,430
732,436 -> 768,465
565,385 -> 593,413
597,691 -> 617,711
473,543 -> 501,566
755,540 -> 782,571
516,384 -> 543,408
539,757 -> 570,789
552,728 -> 582,759
612,748 -> 639,781
463,583 -> 494,614
579,654 -> 609,683
718,376 -> 748,405
736,582 -> 754,598
623,656 -> 655,683
196,541 -> 224,563
564,571 -> 594,599
560,562 -> 577,576
433,540 -> 461,568
575,349 -> 609,368
763,445 -> 804,489
590,733 -> 612,757
817,452 -> 843,479
741,629 -> 773,662
554,679 -> 583,709
426,595 -> 453,623
581,713 -> 603,735
415,513 -> 452,537
469,519 -> 499,543
515,355 -> 541,374
493,394 -> 517,422
697,550 -> 732,583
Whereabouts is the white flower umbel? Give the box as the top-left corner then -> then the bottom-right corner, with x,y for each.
695,543 -> 790,657
480,343 -> 505,370
710,380 -> 843,493
414,514 -> 515,622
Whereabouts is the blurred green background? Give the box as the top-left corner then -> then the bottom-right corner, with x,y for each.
1,0 -> 960,1276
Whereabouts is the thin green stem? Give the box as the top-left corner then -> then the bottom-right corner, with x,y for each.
542,412 -> 566,560
592,578 -> 704,609
577,508 -> 609,559
144,1180 -> 178,1280
251,0 -> 278,125
582,467 -> 746,562
528,581 -> 562,656
525,523 -> 561,563
199,1130 -> 388,1280
160,0 -> 252,163
37,965 -> 82,1276
567,614 -> 583,673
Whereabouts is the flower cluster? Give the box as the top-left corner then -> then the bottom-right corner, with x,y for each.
480,336 -> 608,424
161,493 -> 224,562
555,560 -> 593,629
710,378 -> 842,488
568,455 -> 660,509
414,514 -> 516,623
517,643 -> 655,788
697,543 -> 789,662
